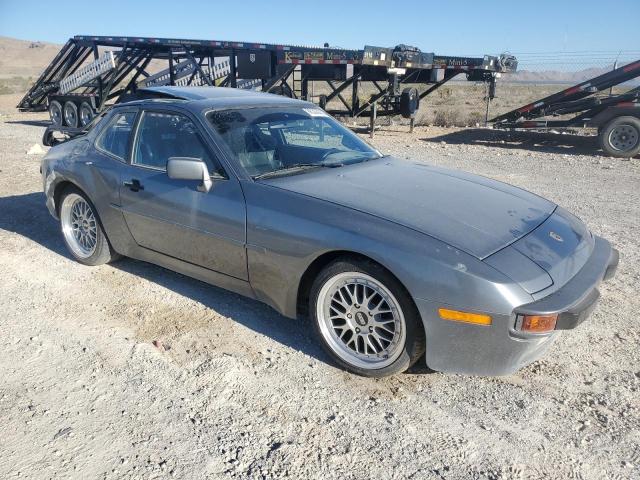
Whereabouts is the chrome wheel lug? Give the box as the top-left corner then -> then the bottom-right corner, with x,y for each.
347,313 -> 352,319
369,326 -> 373,333
355,327 -> 360,333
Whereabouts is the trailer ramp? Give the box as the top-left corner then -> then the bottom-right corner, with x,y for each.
491,59 -> 640,127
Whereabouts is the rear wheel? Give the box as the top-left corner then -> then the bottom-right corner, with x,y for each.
79,102 -> 94,127
59,187 -> 119,266
599,116 -> 640,158
63,101 -> 79,128
310,257 -> 425,377
49,100 -> 63,126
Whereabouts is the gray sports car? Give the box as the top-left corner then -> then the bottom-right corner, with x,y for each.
41,86 -> 618,377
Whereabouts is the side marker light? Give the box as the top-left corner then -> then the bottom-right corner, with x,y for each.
438,308 -> 492,326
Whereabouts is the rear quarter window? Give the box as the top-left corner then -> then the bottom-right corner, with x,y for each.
95,111 -> 137,161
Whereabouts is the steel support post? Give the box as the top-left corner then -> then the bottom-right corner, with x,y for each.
229,49 -> 237,88
369,102 -> 377,138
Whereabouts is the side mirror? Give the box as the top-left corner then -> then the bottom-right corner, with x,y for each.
167,157 -> 213,193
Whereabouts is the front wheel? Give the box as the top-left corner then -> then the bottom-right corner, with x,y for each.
59,187 -> 120,266
310,258 -> 425,377
599,116 -> 640,158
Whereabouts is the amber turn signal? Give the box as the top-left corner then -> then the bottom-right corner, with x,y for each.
438,308 -> 492,326
518,314 -> 558,333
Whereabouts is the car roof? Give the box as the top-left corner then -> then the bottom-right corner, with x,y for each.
117,86 -> 313,111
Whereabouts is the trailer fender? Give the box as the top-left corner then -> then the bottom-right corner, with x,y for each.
588,106 -> 640,128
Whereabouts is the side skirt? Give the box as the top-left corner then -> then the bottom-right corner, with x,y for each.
126,245 -> 257,301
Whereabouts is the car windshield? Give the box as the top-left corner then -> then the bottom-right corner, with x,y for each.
206,106 -> 382,178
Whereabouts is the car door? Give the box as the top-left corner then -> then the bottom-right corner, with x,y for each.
118,108 -> 247,280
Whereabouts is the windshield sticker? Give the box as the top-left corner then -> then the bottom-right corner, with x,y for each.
303,108 -> 329,117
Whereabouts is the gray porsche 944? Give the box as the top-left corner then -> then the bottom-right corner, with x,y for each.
40,86 -> 618,377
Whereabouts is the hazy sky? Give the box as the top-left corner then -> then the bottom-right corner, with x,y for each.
1,0 -> 638,56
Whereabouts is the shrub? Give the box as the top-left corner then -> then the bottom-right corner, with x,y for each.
433,110 -> 460,127
466,111 -> 486,127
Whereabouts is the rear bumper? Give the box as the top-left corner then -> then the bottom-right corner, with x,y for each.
416,235 -> 618,376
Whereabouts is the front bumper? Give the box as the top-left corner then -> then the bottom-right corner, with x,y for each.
415,235 -> 618,376
515,236 -> 618,331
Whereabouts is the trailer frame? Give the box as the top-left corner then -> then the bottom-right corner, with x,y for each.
18,34 -> 517,130
490,59 -> 640,157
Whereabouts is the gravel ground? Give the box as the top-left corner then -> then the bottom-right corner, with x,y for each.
0,105 -> 639,480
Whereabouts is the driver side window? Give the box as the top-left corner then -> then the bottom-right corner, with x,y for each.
133,111 -> 220,173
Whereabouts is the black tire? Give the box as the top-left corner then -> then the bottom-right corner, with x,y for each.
79,102 -> 94,127
309,257 -> 425,377
58,186 -> 121,266
318,94 -> 328,110
49,100 -> 63,126
399,87 -> 420,119
63,101 -> 79,128
599,116 -> 640,158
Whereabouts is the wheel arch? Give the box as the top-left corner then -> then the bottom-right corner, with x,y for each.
52,179 -> 84,216
295,250 -> 421,321
53,179 -> 123,260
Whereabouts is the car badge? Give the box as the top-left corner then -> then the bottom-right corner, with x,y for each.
549,231 -> 563,242
249,53 -> 256,63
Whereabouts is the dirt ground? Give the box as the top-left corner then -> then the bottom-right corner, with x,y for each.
0,97 -> 639,479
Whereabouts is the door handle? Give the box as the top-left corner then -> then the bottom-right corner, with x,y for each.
123,179 -> 144,192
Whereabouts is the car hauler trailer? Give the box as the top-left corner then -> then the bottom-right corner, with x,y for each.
491,59 -> 640,158
18,34 -> 517,131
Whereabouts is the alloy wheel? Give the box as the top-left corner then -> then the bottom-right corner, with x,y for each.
316,272 -> 406,369
60,193 -> 98,258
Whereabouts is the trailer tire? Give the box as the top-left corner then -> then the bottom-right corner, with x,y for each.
599,116 -> 640,158
79,102 -> 94,127
49,100 -> 63,126
399,87 -> 420,119
63,101 -> 79,128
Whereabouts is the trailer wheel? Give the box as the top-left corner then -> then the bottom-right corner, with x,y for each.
63,101 -> 79,128
599,116 -> 640,158
49,100 -> 63,126
79,102 -> 94,127
399,87 -> 420,119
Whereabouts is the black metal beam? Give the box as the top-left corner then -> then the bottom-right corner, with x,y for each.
418,71 -> 460,100
354,85 -> 391,117
326,80 -> 352,112
105,52 -> 149,99
262,65 -> 295,93
118,55 -> 154,98
99,45 -> 129,110
168,50 -> 175,85
325,76 -> 356,102
183,49 -> 213,86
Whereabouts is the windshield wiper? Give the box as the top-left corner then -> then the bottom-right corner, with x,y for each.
253,162 -> 343,180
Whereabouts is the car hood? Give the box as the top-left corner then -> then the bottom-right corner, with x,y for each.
263,157 -> 556,259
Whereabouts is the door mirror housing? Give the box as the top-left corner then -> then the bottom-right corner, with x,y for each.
167,157 -> 213,192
